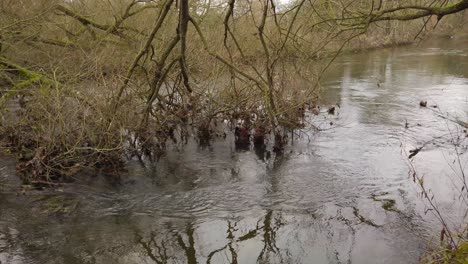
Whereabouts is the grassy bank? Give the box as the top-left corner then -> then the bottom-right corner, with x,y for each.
423,240 -> 468,263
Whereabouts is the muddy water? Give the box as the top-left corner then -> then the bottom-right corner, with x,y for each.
1,37 -> 468,264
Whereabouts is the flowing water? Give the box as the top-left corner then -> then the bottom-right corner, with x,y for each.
1,37 -> 468,264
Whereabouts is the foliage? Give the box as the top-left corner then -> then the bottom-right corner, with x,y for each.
0,0 -> 467,183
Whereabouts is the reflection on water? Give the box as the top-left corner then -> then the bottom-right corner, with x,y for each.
1,37 -> 468,264
134,210 -> 283,264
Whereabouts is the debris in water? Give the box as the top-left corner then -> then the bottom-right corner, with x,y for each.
381,199 -> 398,212
352,207 -> 381,227
327,106 -> 335,115
409,147 -> 422,159
419,100 -> 427,107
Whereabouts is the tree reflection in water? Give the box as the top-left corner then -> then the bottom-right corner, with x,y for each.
137,231 -> 170,264
135,210 -> 284,264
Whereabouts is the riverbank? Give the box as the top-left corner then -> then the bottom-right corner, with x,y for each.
1,37 -> 467,263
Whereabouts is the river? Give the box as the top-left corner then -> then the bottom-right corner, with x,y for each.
1,36 -> 467,264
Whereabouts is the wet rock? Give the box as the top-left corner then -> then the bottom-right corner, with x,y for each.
327,106 -> 335,115
419,100 -> 427,107
311,106 -> 320,115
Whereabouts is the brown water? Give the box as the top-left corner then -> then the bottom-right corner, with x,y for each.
1,37 -> 468,264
